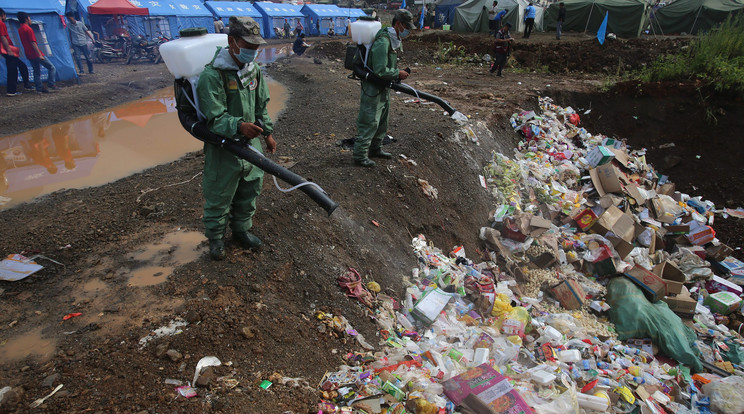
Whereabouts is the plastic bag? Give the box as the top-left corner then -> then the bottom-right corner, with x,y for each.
491,293 -> 514,318
606,278 -> 703,372
703,376 -> 744,414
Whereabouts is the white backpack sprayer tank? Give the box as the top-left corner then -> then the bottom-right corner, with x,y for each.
160,27 -> 338,216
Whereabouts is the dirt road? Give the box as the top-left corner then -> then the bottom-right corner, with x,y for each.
0,32 -> 741,412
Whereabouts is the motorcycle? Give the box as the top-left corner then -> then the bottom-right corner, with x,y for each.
127,34 -> 168,64
95,35 -> 131,63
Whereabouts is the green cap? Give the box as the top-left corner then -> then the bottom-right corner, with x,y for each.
229,16 -> 266,45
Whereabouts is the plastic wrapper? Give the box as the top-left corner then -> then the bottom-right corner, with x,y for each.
703,376 -> 744,414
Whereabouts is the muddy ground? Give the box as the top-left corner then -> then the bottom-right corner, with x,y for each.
0,31 -> 742,413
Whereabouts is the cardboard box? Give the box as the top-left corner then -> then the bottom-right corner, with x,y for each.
605,236 -> 632,261
649,198 -> 678,224
706,276 -> 743,296
593,205 -> 637,244
663,287 -> 697,318
586,146 -> 615,168
687,221 -> 715,246
706,244 -> 734,262
574,208 -> 599,230
653,261 -> 686,295
610,148 -> 631,168
602,137 -> 623,149
624,265 -> 667,303
412,288 -> 452,325
711,256 -> 744,279
704,292 -> 743,315
443,364 -> 532,413
590,163 -> 625,196
551,279 -> 586,310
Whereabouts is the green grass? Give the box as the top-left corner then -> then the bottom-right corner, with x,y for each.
638,14 -> 744,93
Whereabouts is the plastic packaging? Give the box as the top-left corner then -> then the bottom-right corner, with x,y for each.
159,33 -> 228,79
703,375 -> 744,414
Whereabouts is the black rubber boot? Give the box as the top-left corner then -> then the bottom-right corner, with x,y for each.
354,158 -> 376,168
369,150 -> 393,159
209,239 -> 226,261
233,231 -> 262,249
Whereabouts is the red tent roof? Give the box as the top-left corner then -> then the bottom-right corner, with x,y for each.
88,0 -> 149,15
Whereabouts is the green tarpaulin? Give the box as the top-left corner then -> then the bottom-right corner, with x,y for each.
544,0 -> 648,38
453,0 -> 521,32
654,0 -> 744,34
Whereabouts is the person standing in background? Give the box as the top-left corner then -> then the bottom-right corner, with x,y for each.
556,2 -> 566,40
1,8 -> 32,96
17,11 -> 58,93
213,17 -> 225,34
523,2 -> 536,38
65,12 -> 95,75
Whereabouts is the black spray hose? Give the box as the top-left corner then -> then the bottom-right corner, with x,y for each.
177,110 -> 339,216
352,65 -> 457,116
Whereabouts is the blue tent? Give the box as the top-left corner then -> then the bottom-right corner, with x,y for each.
167,0 -> 213,37
0,0 -> 78,86
254,2 -> 304,39
435,0 -> 465,27
336,8 -> 366,34
301,4 -> 345,36
75,0 -> 214,40
204,1 -> 262,30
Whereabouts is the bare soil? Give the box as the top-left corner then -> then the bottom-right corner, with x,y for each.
0,32 -> 741,413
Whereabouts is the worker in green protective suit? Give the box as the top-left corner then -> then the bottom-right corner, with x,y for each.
196,16 -> 276,260
353,9 -> 415,168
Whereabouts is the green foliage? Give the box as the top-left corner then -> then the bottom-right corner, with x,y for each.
638,14 -> 744,93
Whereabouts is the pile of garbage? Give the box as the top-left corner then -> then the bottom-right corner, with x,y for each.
322,97 -> 744,414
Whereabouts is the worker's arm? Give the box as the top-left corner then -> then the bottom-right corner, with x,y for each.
32,40 -> 43,58
0,35 -> 10,53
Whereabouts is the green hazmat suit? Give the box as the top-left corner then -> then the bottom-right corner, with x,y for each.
196,47 -> 274,241
353,28 -> 401,162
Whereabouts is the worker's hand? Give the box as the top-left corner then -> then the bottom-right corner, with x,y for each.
264,134 -> 277,154
398,70 -> 409,81
239,121 -> 263,139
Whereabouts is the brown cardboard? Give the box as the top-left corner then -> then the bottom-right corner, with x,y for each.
530,215 -> 552,229
590,163 -> 625,196
608,236 -> 634,260
653,261 -> 686,295
657,182 -> 676,196
625,183 -> 649,205
663,287 -> 696,318
551,279 -> 586,310
649,198 -> 677,224
624,265 -> 667,303
610,148 -> 631,168
706,244 -> 734,262
593,205 -> 637,244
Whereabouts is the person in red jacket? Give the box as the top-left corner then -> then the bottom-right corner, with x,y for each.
17,11 -> 58,93
0,8 -> 32,96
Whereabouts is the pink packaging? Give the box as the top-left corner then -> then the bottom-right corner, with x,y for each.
443,364 -> 533,413
706,276 -> 743,296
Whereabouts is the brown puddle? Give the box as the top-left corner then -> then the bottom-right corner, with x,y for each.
127,230 -> 206,287
0,79 -> 287,210
0,327 -> 56,363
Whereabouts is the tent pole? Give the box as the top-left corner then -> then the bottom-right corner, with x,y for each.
689,7 -> 701,35
584,1 -> 595,33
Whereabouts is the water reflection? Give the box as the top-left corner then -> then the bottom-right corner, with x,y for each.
0,80 -> 287,210
256,46 -> 292,64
